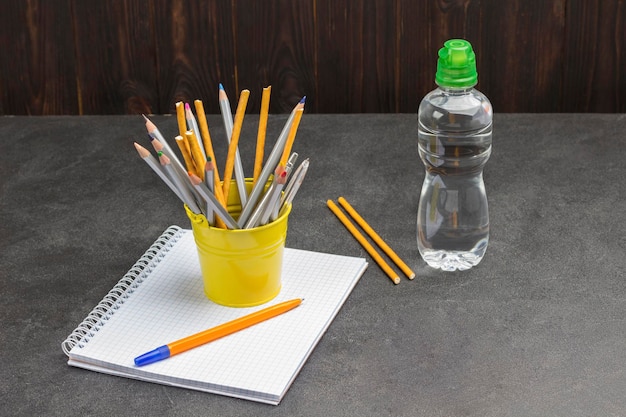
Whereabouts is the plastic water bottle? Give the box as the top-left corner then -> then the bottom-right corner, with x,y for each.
417,39 -> 492,271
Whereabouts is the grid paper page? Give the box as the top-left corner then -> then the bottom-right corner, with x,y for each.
67,229 -> 368,404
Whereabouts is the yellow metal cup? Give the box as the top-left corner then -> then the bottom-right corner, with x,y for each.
185,179 -> 291,307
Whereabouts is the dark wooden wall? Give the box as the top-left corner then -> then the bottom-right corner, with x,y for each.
1,0 -> 624,115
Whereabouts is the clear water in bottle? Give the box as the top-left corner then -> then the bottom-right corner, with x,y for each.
417,39 -> 492,271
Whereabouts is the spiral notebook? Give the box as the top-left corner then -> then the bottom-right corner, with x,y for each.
62,226 -> 367,405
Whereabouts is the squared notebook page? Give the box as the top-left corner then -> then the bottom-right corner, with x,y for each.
67,228 -> 368,405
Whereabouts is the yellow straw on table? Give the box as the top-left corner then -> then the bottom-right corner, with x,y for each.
338,197 -> 415,280
327,200 -> 400,285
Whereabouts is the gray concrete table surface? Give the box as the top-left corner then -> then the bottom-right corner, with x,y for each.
1,114 -> 625,417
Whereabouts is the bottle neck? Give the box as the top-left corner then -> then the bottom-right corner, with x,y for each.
436,85 -> 476,95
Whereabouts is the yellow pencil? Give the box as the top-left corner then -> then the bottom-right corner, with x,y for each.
175,101 -> 187,138
193,100 -> 228,211
185,130 -> 206,180
327,200 -> 400,285
174,135 -> 195,173
222,89 -> 250,203
338,197 -> 415,279
194,100 -> 218,169
253,86 -> 271,187
279,108 -> 304,167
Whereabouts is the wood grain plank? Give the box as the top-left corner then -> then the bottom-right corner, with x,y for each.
315,0 -> 398,113
563,0 -> 626,112
1,0 -> 625,114
397,0 -> 492,113
0,0 -> 78,115
73,0 -> 156,114
398,0 -> 566,113
232,0 -> 315,114
151,0 -> 235,115
477,0 -> 566,112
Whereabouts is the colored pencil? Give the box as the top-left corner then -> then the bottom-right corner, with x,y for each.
134,142 -> 185,203
148,137 -> 189,185
174,135 -> 196,174
175,102 -> 187,138
185,130 -> 206,180
159,152 -> 202,214
280,158 -> 309,211
143,115 -> 170,151
193,99 -> 227,210
185,103 -> 206,160
259,168 -> 287,225
204,158 -> 215,225
221,89 -> 250,205
266,169 -> 289,223
279,108 -> 304,167
253,86 -> 272,186
218,83 -> 234,134
219,84 -> 248,208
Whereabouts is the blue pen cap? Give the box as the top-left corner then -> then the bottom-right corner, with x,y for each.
134,345 -> 170,366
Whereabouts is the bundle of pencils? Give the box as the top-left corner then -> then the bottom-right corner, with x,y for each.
134,85 -> 309,230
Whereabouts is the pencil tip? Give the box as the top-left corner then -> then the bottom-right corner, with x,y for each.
133,142 -> 150,157
299,96 -> 306,104
185,102 -> 191,110
144,115 -> 157,133
219,83 -> 224,90
188,172 -> 201,184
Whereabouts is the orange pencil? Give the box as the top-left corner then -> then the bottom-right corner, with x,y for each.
134,298 -> 303,366
327,200 -> 400,284
193,100 -> 227,210
194,100 -> 219,170
253,86 -> 271,186
338,197 -> 415,279
185,130 -> 206,180
174,135 -> 195,174
175,101 -> 187,138
279,108 -> 304,167
222,89 -> 250,203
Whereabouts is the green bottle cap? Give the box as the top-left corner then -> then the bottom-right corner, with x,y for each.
435,39 -> 478,88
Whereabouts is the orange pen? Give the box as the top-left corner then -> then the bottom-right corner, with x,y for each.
134,298 -> 302,366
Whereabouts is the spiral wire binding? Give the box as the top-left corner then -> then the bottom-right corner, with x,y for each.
61,226 -> 183,356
